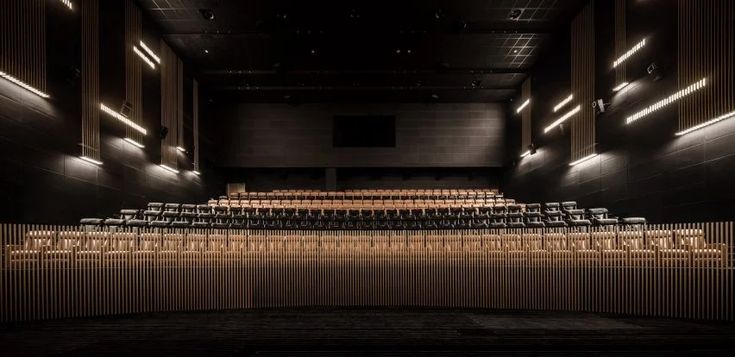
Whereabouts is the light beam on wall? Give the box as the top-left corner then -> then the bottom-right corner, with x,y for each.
613,38 -> 646,68
553,94 -> 573,112
138,41 -> 161,64
160,164 -> 179,174
544,105 -> 581,133
79,156 -> 103,166
626,78 -> 707,125
0,71 -> 50,98
569,153 -> 597,166
515,99 -> 530,113
100,103 -> 148,135
124,137 -> 145,149
133,45 -> 156,69
675,110 -> 735,136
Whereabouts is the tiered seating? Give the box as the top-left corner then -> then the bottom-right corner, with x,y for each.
82,190 -> 644,230
5,228 -> 726,267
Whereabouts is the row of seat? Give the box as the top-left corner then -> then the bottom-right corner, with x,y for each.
7,229 -> 725,266
83,201 -> 643,230
224,189 -> 501,201
209,198 -> 516,208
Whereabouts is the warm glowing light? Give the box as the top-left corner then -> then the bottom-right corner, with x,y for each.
138,41 -> 161,64
79,156 -> 103,165
176,146 -> 186,153
612,82 -> 629,92
553,94 -> 573,112
0,71 -> 50,98
613,38 -> 646,67
59,0 -> 73,10
124,137 -> 145,149
133,46 -> 156,69
626,78 -> 707,125
544,105 -> 581,133
569,153 -> 598,166
160,164 -> 180,174
100,103 -> 148,135
520,150 -> 531,158
675,110 -> 735,136
192,170 -> 201,175
516,99 -> 530,113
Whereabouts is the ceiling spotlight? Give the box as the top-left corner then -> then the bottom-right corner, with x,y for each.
203,49 -> 209,54
199,9 -> 215,21
512,49 -> 519,54
509,9 -> 523,20
406,49 -> 412,54
310,48 -> 317,55
395,49 -> 401,54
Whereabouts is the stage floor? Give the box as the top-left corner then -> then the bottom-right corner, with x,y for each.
2,309 -> 735,356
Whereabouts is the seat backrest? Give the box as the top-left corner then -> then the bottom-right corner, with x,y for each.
57,231 -> 83,250
108,232 -> 133,251
568,232 -> 591,250
502,234 -> 523,251
544,233 -> 568,251
24,231 -> 55,249
483,234 -> 503,251
647,230 -> 674,249
619,230 -> 645,249
675,229 -> 706,249
161,233 -> 182,251
139,233 -> 160,251
591,231 -> 617,250
523,233 -> 543,250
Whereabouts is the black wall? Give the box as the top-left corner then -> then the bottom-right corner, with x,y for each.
502,0 -> 735,223
0,2 -> 222,224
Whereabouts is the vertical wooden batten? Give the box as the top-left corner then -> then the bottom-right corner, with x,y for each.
570,1 -> 595,161
81,0 -> 100,161
0,0 -> 47,97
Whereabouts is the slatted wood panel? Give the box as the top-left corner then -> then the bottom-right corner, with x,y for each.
160,42 -> 180,169
0,223 -> 732,322
0,0 -> 47,93
614,0 -> 626,86
521,78 -> 532,152
193,79 -> 200,172
570,1 -> 595,161
678,0 -> 735,132
81,0 -> 100,161
124,0 -> 143,144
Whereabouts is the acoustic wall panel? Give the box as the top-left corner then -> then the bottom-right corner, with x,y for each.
160,42 -> 183,170
81,0 -> 101,161
614,0 -> 627,87
124,0 -> 144,144
570,1 -> 596,161
0,0 -> 47,97
521,78 -> 532,153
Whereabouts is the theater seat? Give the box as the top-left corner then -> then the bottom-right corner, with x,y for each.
587,208 -> 618,226
675,229 -> 727,265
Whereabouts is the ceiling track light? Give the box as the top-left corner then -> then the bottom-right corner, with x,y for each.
553,94 -> 573,112
675,110 -> 735,136
613,38 -> 646,68
569,153 -> 598,166
79,156 -> 103,166
544,105 -> 581,133
100,103 -> 148,135
0,71 -> 50,98
133,45 -> 156,69
59,0 -> 73,10
160,164 -> 179,174
515,98 -> 530,113
124,137 -> 145,149
612,82 -> 630,92
138,41 -> 161,64
626,78 -> 706,125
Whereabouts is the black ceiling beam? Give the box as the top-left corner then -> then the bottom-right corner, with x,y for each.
202,69 -> 527,75
211,85 -> 516,91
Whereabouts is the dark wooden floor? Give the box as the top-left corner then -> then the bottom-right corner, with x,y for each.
2,308 -> 735,356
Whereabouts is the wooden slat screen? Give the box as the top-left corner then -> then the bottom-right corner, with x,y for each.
570,1 -> 596,161
0,0 -> 47,94
614,0 -> 627,86
521,78 -> 532,152
678,0 -> 735,132
1,223 -> 732,322
81,0 -> 100,161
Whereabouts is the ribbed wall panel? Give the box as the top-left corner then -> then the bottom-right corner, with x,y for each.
0,0 -> 47,94
570,2 -> 595,161
81,0 -> 100,160
521,78 -> 532,152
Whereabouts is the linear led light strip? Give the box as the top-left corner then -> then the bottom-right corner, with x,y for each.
124,137 -> 145,149
520,150 -> 531,158
515,99 -> 530,113
569,153 -> 597,166
160,164 -> 180,174
553,94 -> 573,112
626,78 -> 707,125
0,71 -> 50,98
79,156 -> 103,165
675,110 -> 735,136
59,0 -> 73,10
613,38 -> 646,68
100,103 -> 148,135
133,46 -> 156,69
138,41 -> 161,64
192,170 -> 201,175
544,105 -> 581,133
612,82 -> 629,92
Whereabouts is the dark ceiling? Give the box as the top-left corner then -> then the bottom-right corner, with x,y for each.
138,0 -> 585,102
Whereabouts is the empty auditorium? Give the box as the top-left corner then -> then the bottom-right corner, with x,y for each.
1,0 -> 735,355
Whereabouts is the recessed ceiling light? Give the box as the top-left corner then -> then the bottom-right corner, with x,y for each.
199,9 -> 215,21
509,9 -> 523,20
203,49 -> 209,54
406,49 -> 412,54
310,48 -> 317,55
513,49 -> 519,54
395,49 -> 401,54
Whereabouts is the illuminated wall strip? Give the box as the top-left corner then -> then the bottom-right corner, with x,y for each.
59,0 -> 73,10
100,103 -> 148,135
613,38 -> 646,67
133,45 -> 156,69
569,153 -> 597,166
124,137 -> 145,148
675,111 -> 735,136
138,41 -> 161,64
79,156 -> 103,165
515,98 -> 530,113
553,94 -> 573,112
612,82 -> 629,92
0,71 -> 50,98
626,78 -> 707,125
520,150 -> 531,158
544,105 -> 581,133
192,170 -> 201,175
176,146 -> 186,152
160,164 -> 180,174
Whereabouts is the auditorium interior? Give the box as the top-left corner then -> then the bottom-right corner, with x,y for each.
1,0 -> 735,355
